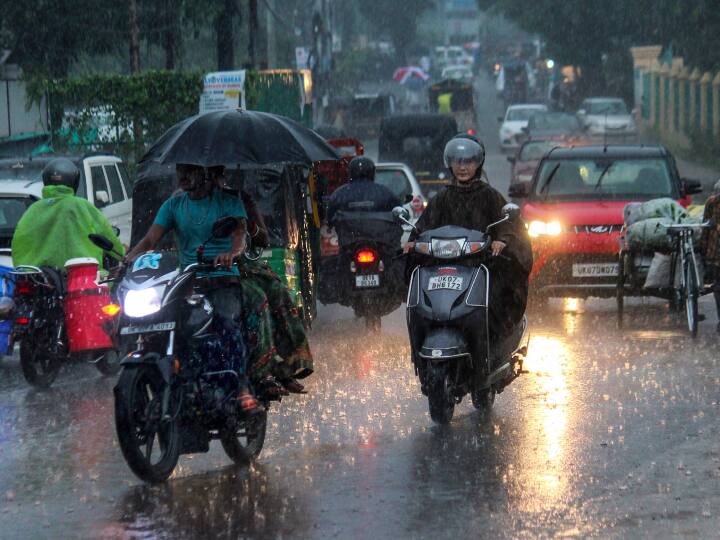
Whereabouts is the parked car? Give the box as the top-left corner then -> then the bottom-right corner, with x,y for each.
434,46 -> 474,71
508,145 -> 701,299
508,139 -> 561,190
498,103 -> 548,151
440,65 -> 474,84
577,98 -> 637,142
524,112 -> 587,144
0,153 -> 133,267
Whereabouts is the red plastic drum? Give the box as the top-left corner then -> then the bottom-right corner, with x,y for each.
64,258 -> 113,353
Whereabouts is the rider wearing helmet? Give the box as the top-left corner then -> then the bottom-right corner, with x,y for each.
12,157 -> 124,270
408,134 -> 532,340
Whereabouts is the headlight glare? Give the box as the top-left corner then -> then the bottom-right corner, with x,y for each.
528,220 -> 562,238
124,287 -> 162,318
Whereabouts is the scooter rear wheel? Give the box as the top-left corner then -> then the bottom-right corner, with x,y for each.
427,363 -> 454,424
471,386 -> 495,413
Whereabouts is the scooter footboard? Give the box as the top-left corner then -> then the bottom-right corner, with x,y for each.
418,327 -> 470,362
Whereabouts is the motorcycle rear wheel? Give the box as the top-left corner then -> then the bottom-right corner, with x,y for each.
221,409 -> 268,465
20,340 -> 61,389
115,366 -> 180,483
427,363 -> 455,424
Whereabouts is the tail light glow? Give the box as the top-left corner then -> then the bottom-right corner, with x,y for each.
15,281 -> 35,295
15,317 -> 29,325
355,250 -> 377,264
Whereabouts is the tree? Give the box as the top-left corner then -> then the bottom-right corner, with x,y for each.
361,0 -> 435,63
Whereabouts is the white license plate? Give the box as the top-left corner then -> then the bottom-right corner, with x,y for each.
572,263 -> 619,277
428,275 -> 464,290
120,322 -> 176,335
355,274 -> 380,288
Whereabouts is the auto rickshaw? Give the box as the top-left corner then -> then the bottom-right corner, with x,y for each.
378,114 -> 457,195
132,159 -> 323,323
428,79 -> 477,135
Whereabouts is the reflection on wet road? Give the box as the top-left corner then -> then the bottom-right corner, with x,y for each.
1,295 -> 719,538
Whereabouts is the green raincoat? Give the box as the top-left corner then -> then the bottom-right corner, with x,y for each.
11,185 -> 124,270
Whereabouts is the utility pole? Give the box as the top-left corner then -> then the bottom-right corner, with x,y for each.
266,0 -> 277,69
128,0 -> 141,73
248,0 -> 259,69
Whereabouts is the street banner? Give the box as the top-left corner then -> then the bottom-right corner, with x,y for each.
199,70 -> 246,113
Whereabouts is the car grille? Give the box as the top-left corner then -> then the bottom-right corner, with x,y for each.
570,224 -> 623,235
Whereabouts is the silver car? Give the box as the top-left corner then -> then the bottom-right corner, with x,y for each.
577,98 -> 637,142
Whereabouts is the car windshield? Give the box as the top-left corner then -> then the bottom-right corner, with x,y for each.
375,169 -> 412,200
529,113 -> 580,130
0,163 -> 44,181
0,197 -> 34,237
533,158 -> 674,200
519,141 -> 558,161
443,68 -> 469,79
506,108 -> 543,121
586,101 -> 628,115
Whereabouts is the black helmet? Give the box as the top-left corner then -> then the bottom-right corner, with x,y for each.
348,156 -> 376,182
42,158 -> 80,193
443,134 -> 486,170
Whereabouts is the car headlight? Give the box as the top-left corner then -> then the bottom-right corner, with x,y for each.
124,287 -> 162,318
431,237 -> 466,258
528,220 -> 562,238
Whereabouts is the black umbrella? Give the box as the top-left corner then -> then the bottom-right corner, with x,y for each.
141,109 -> 340,167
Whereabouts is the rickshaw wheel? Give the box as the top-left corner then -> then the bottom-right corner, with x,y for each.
616,252 -> 626,329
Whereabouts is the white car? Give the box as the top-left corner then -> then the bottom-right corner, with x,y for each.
577,98 -> 637,141
441,65 -> 473,83
0,154 -> 133,266
498,104 -> 548,152
434,46 -> 474,71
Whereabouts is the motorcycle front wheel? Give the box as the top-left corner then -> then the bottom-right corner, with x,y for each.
221,408 -> 268,465
427,363 -> 455,424
20,340 -> 61,389
115,366 -> 180,483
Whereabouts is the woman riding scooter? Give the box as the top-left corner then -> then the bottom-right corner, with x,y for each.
408,134 -> 532,342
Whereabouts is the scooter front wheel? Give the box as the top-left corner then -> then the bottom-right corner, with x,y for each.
427,363 -> 455,424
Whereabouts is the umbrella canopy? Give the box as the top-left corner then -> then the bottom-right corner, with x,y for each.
392,66 -> 430,86
141,109 -> 339,168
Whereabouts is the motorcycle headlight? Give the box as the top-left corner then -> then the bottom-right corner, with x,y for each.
124,287 -> 162,318
431,238 -> 466,258
528,220 -> 562,238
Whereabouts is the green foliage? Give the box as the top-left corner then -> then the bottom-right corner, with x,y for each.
333,48 -> 395,97
360,0 -> 435,62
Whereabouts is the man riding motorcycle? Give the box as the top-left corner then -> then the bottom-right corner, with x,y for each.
12,158 -> 125,270
126,162 -> 261,413
408,134 -> 532,342
325,156 -> 405,310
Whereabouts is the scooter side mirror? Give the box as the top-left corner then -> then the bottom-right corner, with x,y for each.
502,203 -> 521,220
392,206 -> 411,222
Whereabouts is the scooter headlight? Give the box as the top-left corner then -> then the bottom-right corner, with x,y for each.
431,238 -> 466,259
124,287 -> 162,318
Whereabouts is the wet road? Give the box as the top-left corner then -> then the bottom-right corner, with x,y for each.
2,76 -> 720,538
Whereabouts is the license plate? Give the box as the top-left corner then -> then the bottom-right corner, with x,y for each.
120,321 -> 176,335
355,274 -> 380,288
572,263 -> 619,277
428,275 -> 464,290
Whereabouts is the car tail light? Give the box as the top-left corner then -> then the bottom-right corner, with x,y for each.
355,249 -> 377,264
467,128 -> 476,135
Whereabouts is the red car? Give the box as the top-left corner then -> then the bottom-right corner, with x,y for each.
508,139 -> 562,190
508,145 -> 702,299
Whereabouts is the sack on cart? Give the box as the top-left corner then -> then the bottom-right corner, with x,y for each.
626,218 -> 674,251
624,198 -> 690,227
644,252 -> 705,289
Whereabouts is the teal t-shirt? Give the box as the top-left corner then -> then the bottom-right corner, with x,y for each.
154,190 -> 247,274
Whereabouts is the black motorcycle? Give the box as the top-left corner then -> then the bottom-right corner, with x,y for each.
328,210 -> 405,331
91,218 -> 275,483
10,265 -> 121,388
396,204 -> 529,424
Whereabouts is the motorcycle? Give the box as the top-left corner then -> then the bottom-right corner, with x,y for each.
330,211 -> 405,331
395,204 -> 529,424
90,217 -> 275,483
9,263 -> 121,389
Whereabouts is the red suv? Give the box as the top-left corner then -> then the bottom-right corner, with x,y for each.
508,145 -> 702,299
